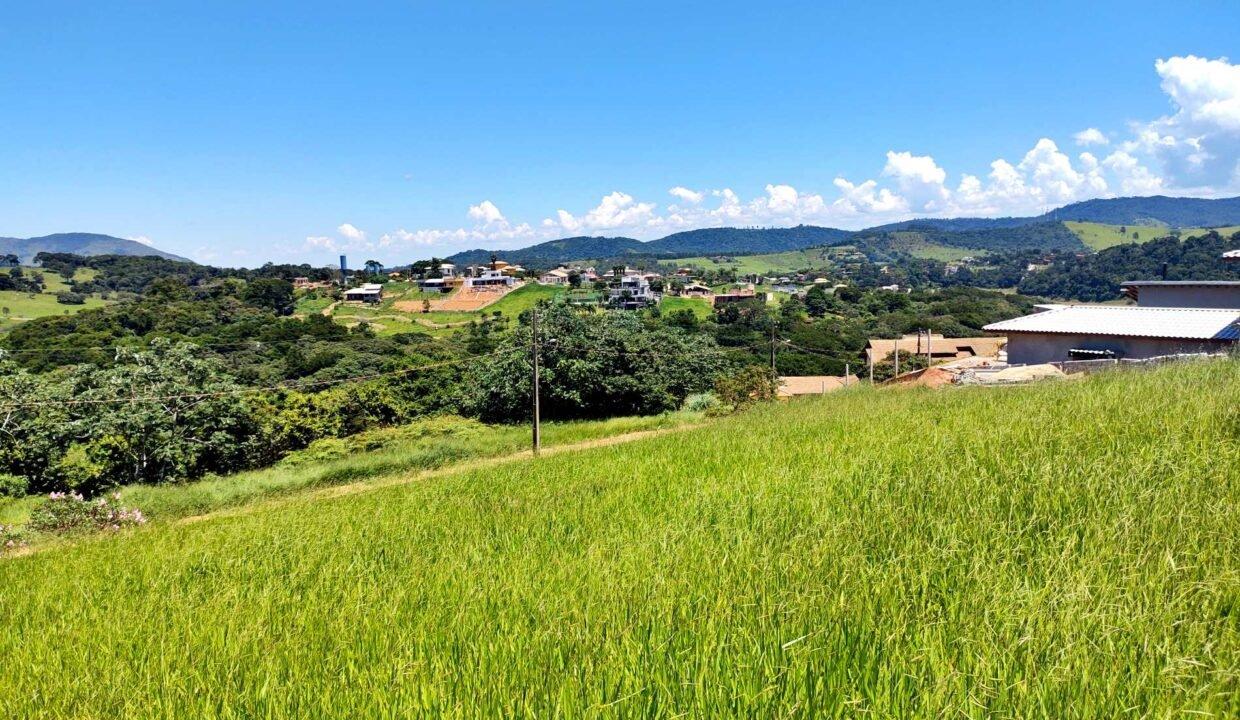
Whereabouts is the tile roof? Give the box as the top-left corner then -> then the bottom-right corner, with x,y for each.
984,305 -> 1240,341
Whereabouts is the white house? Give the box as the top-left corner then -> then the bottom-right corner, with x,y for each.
343,283 -> 384,304
465,269 -> 515,289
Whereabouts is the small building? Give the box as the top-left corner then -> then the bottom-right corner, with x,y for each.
438,263 -> 456,278
465,269 -> 515,289
1224,249 -> 1240,262
538,268 -> 570,285
712,286 -> 764,306
343,283 -> 384,304
777,375 -> 861,398
418,277 -> 453,293
292,277 -> 312,289
1120,281 -> 1240,309
679,282 -> 713,298
864,334 -> 1007,366
983,305 -> 1240,364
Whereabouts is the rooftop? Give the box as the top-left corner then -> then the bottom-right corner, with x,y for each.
984,305 -> 1240,341
1119,280 -> 1240,287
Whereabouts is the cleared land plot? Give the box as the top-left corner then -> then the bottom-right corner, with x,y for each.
1066,221 -> 1240,251
2,361 -> 1237,716
659,295 -> 713,319
0,267 -> 110,330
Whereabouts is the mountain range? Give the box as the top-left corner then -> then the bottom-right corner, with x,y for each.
7,196 -> 1240,270
0,233 -> 190,264
444,195 -> 1240,268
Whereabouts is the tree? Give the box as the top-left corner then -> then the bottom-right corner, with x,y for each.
363,259 -> 383,277
713,365 -> 778,410
242,278 -> 295,314
461,304 -> 727,422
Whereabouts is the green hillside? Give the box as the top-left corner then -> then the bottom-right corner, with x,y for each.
0,267 -> 111,331
3,361 -> 1238,716
1064,220 -> 1240,252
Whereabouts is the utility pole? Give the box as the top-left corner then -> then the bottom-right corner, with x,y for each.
769,323 -> 777,375
844,362 -> 850,386
531,308 -> 541,456
894,337 -> 900,377
868,352 -> 874,383
925,328 -> 932,368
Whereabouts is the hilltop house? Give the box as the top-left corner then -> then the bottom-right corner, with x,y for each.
343,283 -> 384,304
539,268 -> 570,285
712,286 -> 765,306
465,269 -> 515,289
608,274 -> 658,310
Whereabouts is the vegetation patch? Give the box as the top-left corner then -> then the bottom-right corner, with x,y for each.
1,361 -> 1236,716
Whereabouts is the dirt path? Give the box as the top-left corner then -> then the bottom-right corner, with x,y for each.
179,424 -> 696,526
320,301 -> 340,316
4,423 -> 701,560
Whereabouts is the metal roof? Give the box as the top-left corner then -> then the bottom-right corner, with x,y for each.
1119,280 -> 1240,287
983,305 -> 1240,341
1225,249 -> 1240,259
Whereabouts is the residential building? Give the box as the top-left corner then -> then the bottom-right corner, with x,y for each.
864,334 -> 1007,366
539,268 -> 570,285
712,286 -> 764,306
983,305 -> 1240,364
608,274 -> 658,309
1120,280 -> 1240,309
464,269 -> 515,289
777,375 -> 860,398
679,282 -> 713,298
1224,249 -> 1239,262
343,283 -> 384,304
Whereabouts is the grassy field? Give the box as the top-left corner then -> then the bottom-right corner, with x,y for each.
1066,221 -> 1240,251
659,294 -> 713,319
1065,221 -> 1167,250
0,267 -> 110,331
2,361 -> 1238,716
667,248 -> 842,275
486,282 -> 565,317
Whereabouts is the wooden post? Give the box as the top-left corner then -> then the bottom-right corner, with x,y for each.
531,308 -> 541,456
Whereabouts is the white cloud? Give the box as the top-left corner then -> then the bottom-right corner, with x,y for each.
336,223 -> 366,242
127,235 -> 154,246
1074,128 -> 1109,146
467,200 -> 506,225
305,235 -> 337,251
304,56 -> 1240,258
668,186 -> 704,204
1125,55 -> 1240,190
882,151 -> 950,211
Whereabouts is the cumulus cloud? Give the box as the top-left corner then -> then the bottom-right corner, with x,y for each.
1124,55 -> 1240,190
305,235 -> 337,251
336,223 -> 366,242
1074,128 -> 1109,146
305,55 -> 1238,258
467,200 -> 506,225
668,186 -> 704,204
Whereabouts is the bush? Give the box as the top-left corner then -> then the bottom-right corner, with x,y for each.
0,523 -> 25,554
55,291 -> 87,305
28,492 -> 147,534
0,473 -> 28,498
682,392 -> 720,413
713,365 -> 779,410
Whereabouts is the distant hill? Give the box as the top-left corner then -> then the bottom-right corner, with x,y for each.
1046,196 -> 1240,227
0,233 -> 189,264
442,196 -> 1240,270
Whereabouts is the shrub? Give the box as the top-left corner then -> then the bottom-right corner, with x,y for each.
0,473 -> 28,498
28,492 -> 148,534
0,523 -> 25,554
713,365 -> 779,410
682,392 -> 720,413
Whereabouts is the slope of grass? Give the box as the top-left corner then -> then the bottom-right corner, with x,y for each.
1064,220 -> 1167,250
667,248 -> 840,275
486,282 -> 565,318
659,295 -> 712,319
0,267 -> 110,330
2,361 -> 1238,717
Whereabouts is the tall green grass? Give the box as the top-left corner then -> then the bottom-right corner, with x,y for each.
1,361 -> 1237,717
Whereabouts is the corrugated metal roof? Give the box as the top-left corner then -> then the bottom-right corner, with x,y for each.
1225,249 -> 1240,259
983,306 -> 1240,340
1119,280 -> 1240,287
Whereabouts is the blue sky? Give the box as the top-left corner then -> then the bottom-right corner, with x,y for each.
2,1 -> 1238,266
